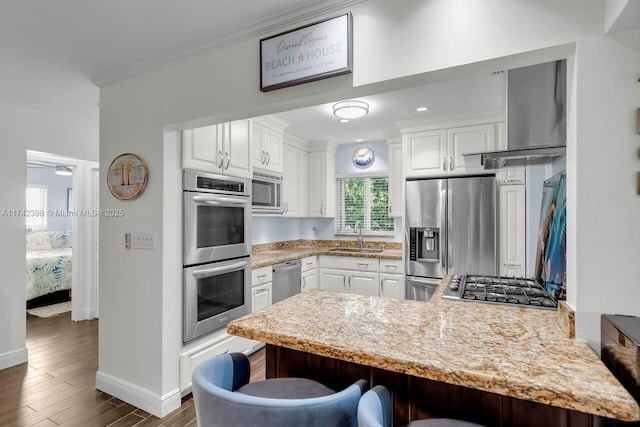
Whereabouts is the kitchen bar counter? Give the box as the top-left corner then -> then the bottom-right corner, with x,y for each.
228,280 -> 640,423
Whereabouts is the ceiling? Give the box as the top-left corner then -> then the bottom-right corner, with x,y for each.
2,1 -> 637,143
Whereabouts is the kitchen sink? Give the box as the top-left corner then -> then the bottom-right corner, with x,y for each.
328,248 -> 384,254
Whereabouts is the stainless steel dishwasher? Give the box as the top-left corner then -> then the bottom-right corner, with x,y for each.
272,260 -> 302,303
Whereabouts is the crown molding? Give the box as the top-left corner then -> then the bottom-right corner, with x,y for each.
92,0 -> 365,88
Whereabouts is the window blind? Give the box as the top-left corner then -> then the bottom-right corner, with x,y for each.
336,176 -> 393,234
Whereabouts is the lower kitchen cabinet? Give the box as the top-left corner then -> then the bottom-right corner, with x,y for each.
301,256 -> 318,291
248,266 -> 273,353
380,273 -> 404,299
179,330 -> 249,393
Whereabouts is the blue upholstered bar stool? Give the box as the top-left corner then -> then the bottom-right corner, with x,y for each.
193,352 -> 368,427
358,385 -> 485,427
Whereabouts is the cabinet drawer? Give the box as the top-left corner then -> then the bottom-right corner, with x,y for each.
318,255 -> 379,272
179,333 -> 248,392
251,266 -> 272,286
380,259 -> 404,274
301,256 -> 317,272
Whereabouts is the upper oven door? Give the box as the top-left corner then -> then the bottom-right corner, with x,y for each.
183,191 -> 251,266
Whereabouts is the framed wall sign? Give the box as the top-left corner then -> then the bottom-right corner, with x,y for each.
107,153 -> 148,200
260,13 -> 352,92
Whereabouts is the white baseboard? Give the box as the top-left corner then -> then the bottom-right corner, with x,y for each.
96,371 -> 181,418
0,347 -> 28,370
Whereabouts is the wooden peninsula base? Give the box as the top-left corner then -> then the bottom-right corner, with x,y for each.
266,344 -> 597,427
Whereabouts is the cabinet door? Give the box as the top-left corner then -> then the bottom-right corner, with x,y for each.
262,130 -> 283,173
403,130 -> 447,177
380,274 -> 404,300
388,142 -> 403,217
308,151 -> 326,216
301,270 -> 318,292
251,123 -> 267,169
182,125 -> 222,173
298,150 -> 309,217
498,185 -> 526,277
222,120 -> 251,179
252,283 -> 272,312
282,144 -> 299,216
350,272 -> 380,297
448,123 -> 497,174
319,268 -> 347,292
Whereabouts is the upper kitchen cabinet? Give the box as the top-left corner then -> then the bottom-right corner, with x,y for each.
387,138 -> 403,218
182,119 -> 251,179
282,134 -> 310,217
308,141 -> 337,217
251,116 -> 288,174
397,112 -> 504,178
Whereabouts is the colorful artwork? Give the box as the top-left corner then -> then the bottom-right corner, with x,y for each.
534,171 -> 566,300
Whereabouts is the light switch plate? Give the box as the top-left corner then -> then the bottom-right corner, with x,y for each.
130,232 -> 156,250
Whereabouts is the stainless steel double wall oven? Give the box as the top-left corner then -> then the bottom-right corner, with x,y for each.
182,169 -> 251,343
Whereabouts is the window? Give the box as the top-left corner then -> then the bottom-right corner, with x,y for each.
336,176 -> 393,234
26,185 -> 47,230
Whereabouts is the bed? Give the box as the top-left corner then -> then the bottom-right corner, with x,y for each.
26,231 -> 72,304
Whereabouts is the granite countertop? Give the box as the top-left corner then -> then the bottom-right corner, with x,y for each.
251,246 -> 403,269
228,280 -> 640,422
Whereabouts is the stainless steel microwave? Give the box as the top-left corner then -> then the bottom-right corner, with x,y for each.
252,171 -> 282,214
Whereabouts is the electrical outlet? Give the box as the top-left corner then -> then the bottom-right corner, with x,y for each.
130,232 -> 156,250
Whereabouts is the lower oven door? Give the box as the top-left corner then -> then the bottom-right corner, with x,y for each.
183,256 -> 251,343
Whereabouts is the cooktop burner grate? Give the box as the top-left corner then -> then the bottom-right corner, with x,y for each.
443,275 -> 557,309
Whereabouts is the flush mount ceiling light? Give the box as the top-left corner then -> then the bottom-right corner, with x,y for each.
55,166 -> 73,176
333,100 -> 369,120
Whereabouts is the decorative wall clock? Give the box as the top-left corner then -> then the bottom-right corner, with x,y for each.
107,153 -> 148,200
352,145 -> 375,168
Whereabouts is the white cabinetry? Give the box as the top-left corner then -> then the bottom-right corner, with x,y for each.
283,138 -> 309,217
498,184 -> 526,277
379,259 -> 404,299
251,116 -> 288,174
247,266 -> 273,353
182,120 -> 251,179
318,255 -> 381,297
179,330 -> 249,393
308,142 -> 337,217
387,139 -> 403,218
398,112 -> 504,178
301,256 -> 318,291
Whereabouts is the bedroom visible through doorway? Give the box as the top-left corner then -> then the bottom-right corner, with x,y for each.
26,150 -> 99,321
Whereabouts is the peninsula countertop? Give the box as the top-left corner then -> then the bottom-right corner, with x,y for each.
227,281 -> 640,422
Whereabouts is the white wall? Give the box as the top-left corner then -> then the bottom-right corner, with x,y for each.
0,98 -> 98,370
97,0 -> 636,417
572,29 -> 640,348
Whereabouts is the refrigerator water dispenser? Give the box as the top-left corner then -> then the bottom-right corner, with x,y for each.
409,227 -> 440,262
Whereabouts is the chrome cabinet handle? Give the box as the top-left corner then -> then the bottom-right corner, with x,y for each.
224,152 -> 230,170
266,152 -> 271,165
254,288 -> 269,296
380,278 -> 384,291
449,156 -> 454,171
442,157 -> 447,171
384,265 -> 398,271
320,203 -> 324,215
302,277 -> 307,290
357,263 -> 369,268
217,150 -> 224,168
257,274 -> 267,279
261,150 -> 266,164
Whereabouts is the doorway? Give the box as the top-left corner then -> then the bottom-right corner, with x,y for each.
26,150 -> 100,321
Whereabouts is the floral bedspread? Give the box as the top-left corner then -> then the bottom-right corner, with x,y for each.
26,248 -> 72,300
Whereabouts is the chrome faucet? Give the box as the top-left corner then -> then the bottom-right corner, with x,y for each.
354,220 -> 364,249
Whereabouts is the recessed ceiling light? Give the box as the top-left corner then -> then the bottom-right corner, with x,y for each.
339,119 -> 350,124
416,106 -> 428,112
355,138 -> 364,142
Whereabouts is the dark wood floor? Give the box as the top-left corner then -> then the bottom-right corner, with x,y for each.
0,312 -> 265,427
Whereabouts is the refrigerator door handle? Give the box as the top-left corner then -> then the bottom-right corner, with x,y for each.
447,185 -> 453,271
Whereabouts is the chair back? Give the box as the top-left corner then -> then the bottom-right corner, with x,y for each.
193,353 -> 367,427
358,385 -> 392,427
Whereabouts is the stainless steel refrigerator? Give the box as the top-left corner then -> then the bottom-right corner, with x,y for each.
405,175 -> 497,301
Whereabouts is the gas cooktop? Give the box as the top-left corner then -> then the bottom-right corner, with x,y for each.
442,275 -> 557,309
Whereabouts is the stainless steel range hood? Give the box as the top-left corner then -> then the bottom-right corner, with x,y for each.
465,59 -> 566,169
